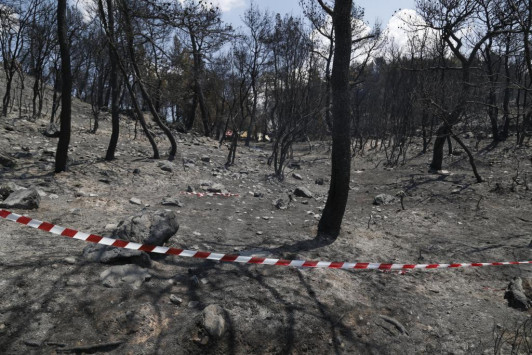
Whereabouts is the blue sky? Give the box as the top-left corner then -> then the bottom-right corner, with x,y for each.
220,0 -> 417,29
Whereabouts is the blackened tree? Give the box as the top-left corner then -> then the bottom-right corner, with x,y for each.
55,0 -> 72,173
317,0 -> 353,240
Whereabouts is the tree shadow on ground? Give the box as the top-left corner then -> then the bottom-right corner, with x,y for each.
477,139 -> 500,155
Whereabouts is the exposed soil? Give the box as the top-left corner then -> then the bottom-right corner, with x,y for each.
0,98 -> 531,354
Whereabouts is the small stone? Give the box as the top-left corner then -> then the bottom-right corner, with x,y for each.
288,162 -> 301,169
42,123 -> 59,137
203,304 -> 226,338
133,168 -> 141,174
256,231 -> 263,235
373,194 -> 396,206
200,180 -> 212,188
64,257 -> 76,265
0,153 -> 16,168
82,244 -> 152,267
190,275 -> 200,286
208,183 -> 226,193
292,173 -> 303,180
74,190 -> 86,198
315,178 -> 324,185
169,295 -> 183,305
294,186 -> 313,198
161,197 -> 183,207
129,197 -> 142,205
188,301 -> 200,308
253,191 -> 264,198
100,265 -> 151,289
158,161 -> 175,172
201,156 -> 211,163
104,223 -> 117,231
273,198 -> 287,210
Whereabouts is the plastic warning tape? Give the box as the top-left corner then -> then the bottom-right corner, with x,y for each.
1,209 -> 531,271
180,192 -> 240,197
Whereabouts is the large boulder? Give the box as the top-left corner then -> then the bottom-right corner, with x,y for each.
0,188 -> 40,209
83,211 -> 179,266
114,210 -> 179,246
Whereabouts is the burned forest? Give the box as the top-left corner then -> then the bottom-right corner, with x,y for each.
0,0 -> 531,354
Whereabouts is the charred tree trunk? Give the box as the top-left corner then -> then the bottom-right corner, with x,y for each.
32,73 -> 42,119
189,32 -> 210,137
186,94 -> 198,131
317,0 -> 352,240
2,75 -> 13,117
105,0 -> 120,161
502,37 -> 511,140
430,124 -> 450,172
55,0 -> 72,173
245,80 -> 258,147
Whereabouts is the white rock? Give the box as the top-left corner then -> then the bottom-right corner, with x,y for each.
129,197 -> 142,205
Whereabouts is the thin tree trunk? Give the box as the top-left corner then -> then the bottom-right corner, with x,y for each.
105,0 -> 120,161
120,0 -> 176,160
2,77 -> 13,117
451,133 -> 483,183
502,40 -> 511,140
245,81 -> 258,147
97,0 -> 159,159
186,94 -> 198,131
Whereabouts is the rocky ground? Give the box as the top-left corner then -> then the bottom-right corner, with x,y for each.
0,98 -> 531,354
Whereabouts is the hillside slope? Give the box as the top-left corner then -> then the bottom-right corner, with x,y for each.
0,84 -> 531,354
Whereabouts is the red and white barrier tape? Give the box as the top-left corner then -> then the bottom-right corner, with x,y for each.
180,192 -> 240,197
1,209 -> 531,271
